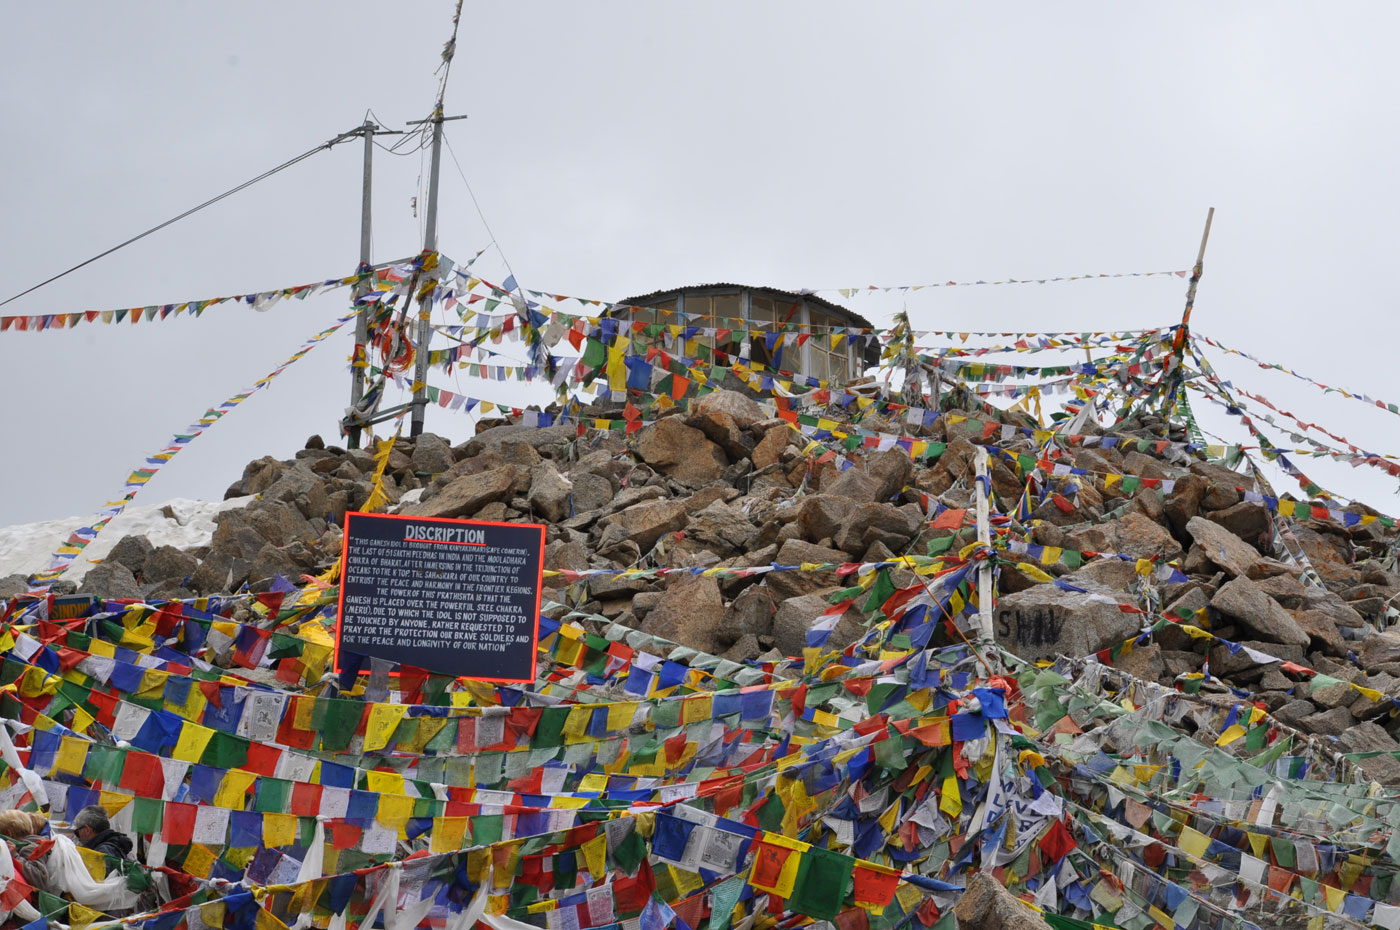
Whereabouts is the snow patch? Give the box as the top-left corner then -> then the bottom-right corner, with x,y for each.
0,497 -> 253,582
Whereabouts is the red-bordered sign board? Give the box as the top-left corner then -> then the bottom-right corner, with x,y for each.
335,511 -> 544,683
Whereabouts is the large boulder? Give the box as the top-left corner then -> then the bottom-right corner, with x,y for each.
456,423 -> 576,460
598,499 -> 690,553
409,433 -> 455,475
1338,724 -> 1400,784
527,462 -> 574,523
820,450 -> 913,503
831,503 -> 920,557
796,496 -> 854,544
105,535 -> 154,576
258,466 -> 330,521
994,577 -> 1145,661
954,871 -> 1053,930
141,545 -> 199,587
1204,500 -> 1273,553
643,575 -> 726,653
1290,524 -> 1360,587
685,408 -> 754,459
767,539 -> 851,601
77,561 -> 142,600
1061,512 -> 1182,563
723,585 -> 777,642
1209,577 -> 1312,646
1188,462 -> 1245,510
772,590 -> 867,656
1185,516 -> 1262,578
632,418 -> 729,488
691,389 -> 764,428
750,426 -> 791,470
245,500 -> 318,548
400,466 -> 516,519
1359,632 -> 1400,670
1162,473 -> 1205,540
685,501 -> 758,556
568,473 -> 615,514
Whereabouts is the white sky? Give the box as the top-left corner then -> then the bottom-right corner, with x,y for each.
2,3 -> 1398,531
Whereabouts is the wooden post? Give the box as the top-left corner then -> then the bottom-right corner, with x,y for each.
974,446 -> 995,642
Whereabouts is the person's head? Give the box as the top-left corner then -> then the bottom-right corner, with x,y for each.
72,806 -> 109,846
0,810 -> 45,840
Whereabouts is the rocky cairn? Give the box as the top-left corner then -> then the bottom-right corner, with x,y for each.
31,390 -> 1400,777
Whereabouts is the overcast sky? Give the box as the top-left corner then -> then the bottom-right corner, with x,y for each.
2,3 -> 1398,534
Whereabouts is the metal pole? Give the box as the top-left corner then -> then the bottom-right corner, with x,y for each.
348,120 -> 375,450
974,446 -> 995,643
411,108 -> 446,438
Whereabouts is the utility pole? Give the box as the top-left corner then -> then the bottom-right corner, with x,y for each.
348,119 -> 376,450
408,110 -> 467,438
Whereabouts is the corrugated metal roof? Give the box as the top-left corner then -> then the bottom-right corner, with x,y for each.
614,283 -> 875,331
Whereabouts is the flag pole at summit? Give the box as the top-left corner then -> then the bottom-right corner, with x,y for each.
1163,207 -> 1215,418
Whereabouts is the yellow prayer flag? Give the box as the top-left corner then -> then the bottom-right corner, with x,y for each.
68,903 -> 103,930
172,722 -> 216,763
682,694 -> 712,725
213,770 -> 259,810
1324,883 -> 1345,912
263,813 -> 297,849
76,844 -> 107,881
671,863 -> 703,896
431,817 -> 470,853
550,796 -> 591,810
578,773 -> 609,793
365,770 -> 404,797
562,705 -> 594,743
1216,724 -> 1247,747
581,835 -> 606,881
70,706 -> 95,735
54,735 -> 88,776
1178,826 -> 1210,859
363,703 -> 409,753
183,843 -> 216,879
1017,563 -> 1054,584
894,883 -> 924,913
939,774 -> 963,818
1353,684 -> 1384,702
606,702 -> 637,732
377,794 -> 416,835
874,802 -> 900,839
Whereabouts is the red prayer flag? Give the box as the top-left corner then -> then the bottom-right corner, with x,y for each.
931,508 -> 967,530
163,802 -> 197,845
1038,819 -> 1077,864
118,751 -> 165,798
851,863 -> 901,909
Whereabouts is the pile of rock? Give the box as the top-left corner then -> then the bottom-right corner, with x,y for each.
48,390 -> 1400,774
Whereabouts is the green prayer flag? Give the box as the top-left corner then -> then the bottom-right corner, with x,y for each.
709,874 -> 747,930
254,777 -> 291,814
472,814 -> 503,846
611,828 -> 647,873
788,845 -> 854,920
863,570 -> 896,613
202,730 -> 247,770
82,744 -> 124,785
319,700 -> 363,752
755,794 -> 786,832
132,796 -> 163,835
581,338 -> 606,369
